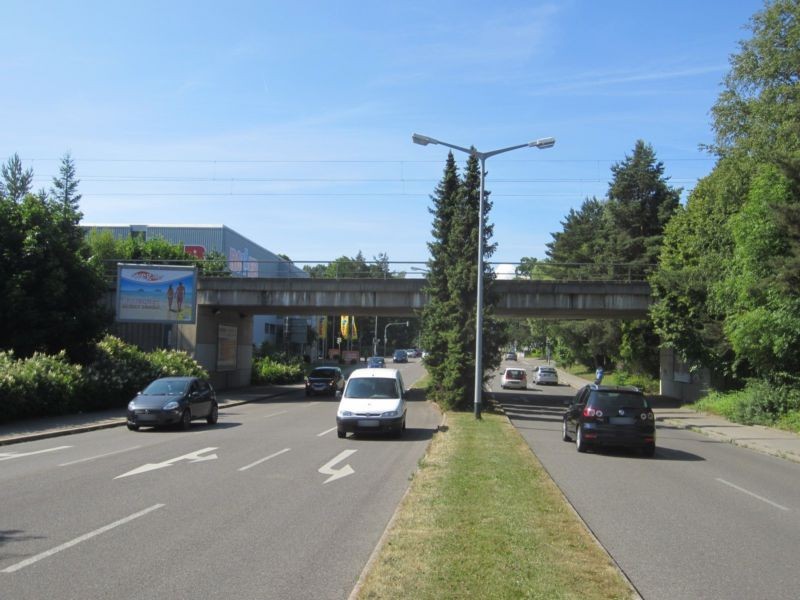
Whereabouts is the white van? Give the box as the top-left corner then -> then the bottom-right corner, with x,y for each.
336,368 -> 407,439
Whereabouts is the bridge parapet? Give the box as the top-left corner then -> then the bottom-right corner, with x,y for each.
197,277 -> 651,319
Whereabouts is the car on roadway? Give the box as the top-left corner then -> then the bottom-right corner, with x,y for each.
127,376 -> 218,431
504,351 -> 517,361
500,367 -> 527,390
533,365 -> 559,386
305,366 -> 345,396
336,368 -> 407,438
367,356 -> 386,368
392,349 -> 408,363
562,384 -> 656,456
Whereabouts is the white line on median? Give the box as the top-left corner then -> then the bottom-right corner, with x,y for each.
59,446 -> 142,467
317,427 -> 337,437
1,504 -> 165,574
238,448 -> 291,472
716,478 -> 790,511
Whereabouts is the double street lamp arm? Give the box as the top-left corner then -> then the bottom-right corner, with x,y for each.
412,132 -> 555,418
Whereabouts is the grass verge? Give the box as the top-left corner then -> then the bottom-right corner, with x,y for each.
355,411 -> 636,599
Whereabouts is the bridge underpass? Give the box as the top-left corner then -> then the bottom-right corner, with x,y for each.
167,277 -> 651,389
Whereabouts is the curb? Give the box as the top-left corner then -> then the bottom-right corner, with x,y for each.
0,390 -> 293,447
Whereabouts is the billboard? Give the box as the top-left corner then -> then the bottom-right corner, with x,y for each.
116,264 -> 198,324
217,324 -> 238,371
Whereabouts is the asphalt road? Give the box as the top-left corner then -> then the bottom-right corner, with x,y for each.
495,357 -> 800,600
0,360 -> 439,600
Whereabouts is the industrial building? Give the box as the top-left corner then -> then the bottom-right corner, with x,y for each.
82,223 -> 315,359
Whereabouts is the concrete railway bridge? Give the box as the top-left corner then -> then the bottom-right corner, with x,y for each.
145,277 -> 653,389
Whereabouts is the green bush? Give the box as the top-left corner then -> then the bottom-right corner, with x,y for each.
0,351 -> 86,423
83,335 -> 208,411
694,379 -> 800,429
0,335 -> 210,422
252,356 -> 304,384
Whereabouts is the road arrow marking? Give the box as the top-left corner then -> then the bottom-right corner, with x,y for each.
0,445 -> 72,461
115,447 -> 218,479
318,449 -> 357,484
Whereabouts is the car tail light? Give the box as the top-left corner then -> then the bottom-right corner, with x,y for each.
583,407 -> 600,418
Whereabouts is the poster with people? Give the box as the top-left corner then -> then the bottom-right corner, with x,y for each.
116,264 -> 198,324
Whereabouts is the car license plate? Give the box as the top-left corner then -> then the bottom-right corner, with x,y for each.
609,417 -> 635,425
358,419 -> 379,427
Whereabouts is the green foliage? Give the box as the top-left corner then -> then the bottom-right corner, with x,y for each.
0,351 -> 85,422
540,141 -> 679,378
421,151 -> 507,411
251,356 -> 304,384
695,379 -> 800,429
710,0 -> 800,186
0,336 -> 209,422
0,156 -> 110,362
303,251 -> 394,278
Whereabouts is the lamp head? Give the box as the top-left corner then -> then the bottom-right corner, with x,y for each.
412,133 -> 435,146
529,137 -> 556,149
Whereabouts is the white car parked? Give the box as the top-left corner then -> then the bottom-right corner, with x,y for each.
336,368 -> 407,438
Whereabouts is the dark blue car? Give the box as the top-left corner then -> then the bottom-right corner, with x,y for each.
127,376 -> 217,431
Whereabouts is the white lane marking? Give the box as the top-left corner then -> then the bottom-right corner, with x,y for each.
238,448 -> 291,472
114,447 -> 218,479
1,503 -> 165,574
318,449 -> 357,484
317,427 -> 337,437
59,446 -> 142,467
259,410 -> 288,420
716,478 -> 790,511
0,446 -> 72,461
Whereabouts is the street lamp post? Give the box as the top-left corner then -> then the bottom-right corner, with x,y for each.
412,133 -> 555,418
383,320 -> 409,357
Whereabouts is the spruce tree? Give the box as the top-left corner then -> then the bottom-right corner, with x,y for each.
420,152 -> 460,405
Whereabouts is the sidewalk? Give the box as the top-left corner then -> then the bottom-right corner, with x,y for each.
554,367 -> 800,465
0,383 -> 302,446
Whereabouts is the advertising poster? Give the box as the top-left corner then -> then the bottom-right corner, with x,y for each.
217,324 -> 238,371
116,264 -> 197,324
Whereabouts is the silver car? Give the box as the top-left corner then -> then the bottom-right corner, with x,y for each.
534,366 -> 559,386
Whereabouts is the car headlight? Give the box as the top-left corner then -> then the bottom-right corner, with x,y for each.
127,401 -> 136,411
163,401 -> 180,411
381,410 -> 399,418
339,410 -> 353,417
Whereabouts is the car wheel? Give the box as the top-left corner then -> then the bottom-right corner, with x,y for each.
642,444 -> 656,457
576,427 -> 589,453
180,409 -> 192,430
561,420 -> 571,442
206,403 -> 218,425
127,423 -> 139,432
337,429 -> 346,439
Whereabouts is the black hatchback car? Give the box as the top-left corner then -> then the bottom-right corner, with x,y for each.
562,385 -> 656,456
305,366 -> 345,396
127,376 -> 218,431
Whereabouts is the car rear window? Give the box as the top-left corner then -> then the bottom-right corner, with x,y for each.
310,369 -> 336,378
589,391 -> 649,410
539,367 -> 556,374
345,377 -> 399,399
505,370 -> 525,379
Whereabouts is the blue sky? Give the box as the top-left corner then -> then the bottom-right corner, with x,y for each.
2,0 -> 766,272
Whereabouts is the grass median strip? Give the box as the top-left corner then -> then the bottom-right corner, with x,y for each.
355,411 -> 636,599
